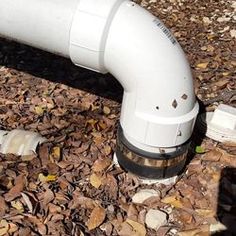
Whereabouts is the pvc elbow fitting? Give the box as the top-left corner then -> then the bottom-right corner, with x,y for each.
70,0 -> 199,178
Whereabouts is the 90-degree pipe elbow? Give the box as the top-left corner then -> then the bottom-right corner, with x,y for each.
103,1 -> 199,178
104,1 -> 199,149
71,0 -> 199,178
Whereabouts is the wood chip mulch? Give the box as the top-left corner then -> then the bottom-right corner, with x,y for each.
0,0 -> 235,235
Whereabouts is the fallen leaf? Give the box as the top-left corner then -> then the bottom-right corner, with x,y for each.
87,206 -> 106,230
34,106 -> 45,115
38,143 -> 51,166
178,209 -> 194,225
178,225 -> 209,236
100,222 -> 113,235
86,119 -> 98,129
103,145 -> 112,156
117,221 -> 134,236
195,209 -> 215,217
11,200 -> 24,212
0,196 -> 7,217
202,17 -> 212,25
126,219 -> 146,236
103,106 -> 111,115
161,196 -> 183,208
4,174 -> 25,202
230,29 -> 236,38
92,158 -> 112,172
212,79 -> 229,89
90,173 -> 102,188
38,173 -> 57,183
196,62 -> 209,69
21,192 -> 34,213
50,146 -> 61,162
103,174 -> 118,198
98,120 -> 107,130
21,154 -> 36,162
18,227 -> 31,235
8,222 -> 18,234
195,146 -> 205,154
132,189 -> 160,204
202,149 -> 222,161
127,204 -> 139,222
0,220 -> 9,236
42,188 -> 55,207
219,150 -> 236,167
70,195 -> 95,210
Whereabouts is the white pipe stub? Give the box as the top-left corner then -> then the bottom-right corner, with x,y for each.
0,0 -> 199,178
197,104 -> 236,143
0,129 -> 46,156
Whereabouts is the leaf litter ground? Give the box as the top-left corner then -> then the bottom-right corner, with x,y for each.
0,0 -> 235,235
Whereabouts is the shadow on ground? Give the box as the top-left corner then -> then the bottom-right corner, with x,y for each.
0,38 -> 123,103
213,167 -> 236,236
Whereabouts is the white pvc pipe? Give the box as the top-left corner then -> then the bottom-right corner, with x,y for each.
0,0 -> 79,57
0,0 -> 198,159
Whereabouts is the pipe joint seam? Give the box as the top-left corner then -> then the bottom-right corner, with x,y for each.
69,0 -> 124,73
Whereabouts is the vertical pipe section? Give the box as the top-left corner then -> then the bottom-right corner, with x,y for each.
0,0 -> 79,57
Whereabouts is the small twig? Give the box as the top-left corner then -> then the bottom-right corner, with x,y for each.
203,89 -> 236,106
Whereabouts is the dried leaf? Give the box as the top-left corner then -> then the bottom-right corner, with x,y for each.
87,206 -> 106,230
38,173 -> 57,183
219,150 -> 236,167
4,174 -> 25,202
195,209 -> 215,217
0,220 -> 9,236
38,143 -> 50,166
212,79 -> 229,89
230,29 -> 236,38
179,225 -> 209,236
127,204 -> 139,222
126,219 -> 146,236
196,62 -> 209,69
202,149 -> 222,161
34,106 -> 45,115
103,106 -> 111,115
86,119 -> 98,128
42,188 -> 55,207
92,158 -> 111,172
11,200 -> 24,212
117,221 -> 134,235
21,192 -> 34,213
19,227 -> 31,236
103,174 -> 118,198
90,173 -> 102,188
104,145 -> 112,156
0,196 -> 7,217
50,146 -> 61,162
8,222 -> 18,234
70,195 -> 95,210
161,196 -> 183,208
21,154 -> 36,162
132,189 -> 160,204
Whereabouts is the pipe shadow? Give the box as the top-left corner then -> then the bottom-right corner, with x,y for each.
0,38 -> 123,103
213,167 -> 236,236
183,98 -> 206,170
